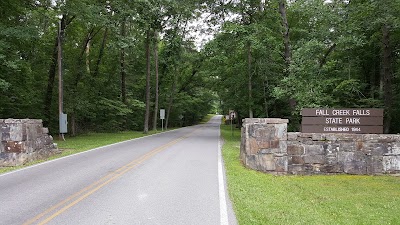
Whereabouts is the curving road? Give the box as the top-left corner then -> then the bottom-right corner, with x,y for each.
0,115 -> 237,225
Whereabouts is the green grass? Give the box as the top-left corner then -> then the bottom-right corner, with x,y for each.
0,130 -> 161,174
200,114 -> 216,124
221,124 -> 400,225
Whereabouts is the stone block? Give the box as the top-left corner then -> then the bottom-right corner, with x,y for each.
274,156 -> 288,172
326,155 -> 338,165
336,134 -> 361,141
363,142 -> 387,155
391,135 -> 400,142
4,141 -> 25,153
339,151 -> 367,174
363,134 -> 391,142
35,138 -> 45,151
275,124 -> 287,140
366,156 -> 383,174
21,123 -> 27,141
303,164 -> 314,173
279,141 -> 287,154
24,141 -> 35,153
287,132 -> 299,141
10,123 -> 24,141
299,133 -> 313,139
249,124 -> 276,140
311,163 -> 323,173
248,138 -> 260,155
1,126 -> 10,141
258,139 -> 271,149
287,145 -> 304,155
387,142 -> 400,155
339,142 -> 356,152
245,155 -> 258,171
288,165 -> 305,175
0,141 -> 4,153
289,155 -> 304,164
382,156 -> 400,172
320,164 -> 341,173
312,134 -> 324,141
44,135 -> 53,145
257,154 -> 276,171
325,134 -> 338,141
4,119 -> 18,123
259,148 -> 281,154
265,118 -> 289,124
305,145 -> 324,155
323,143 -> 339,154
300,140 -> 315,145
43,127 -> 49,134
303,155 -> 326,164
270,139 -> 280,148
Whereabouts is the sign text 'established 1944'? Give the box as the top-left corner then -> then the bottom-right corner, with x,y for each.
301,108 -> 384,134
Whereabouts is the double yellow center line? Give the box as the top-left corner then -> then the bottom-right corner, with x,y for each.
24,130 -> 196,225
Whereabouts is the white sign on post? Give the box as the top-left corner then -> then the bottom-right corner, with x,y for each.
160,109 -> 165,120
160,109 -> 165,131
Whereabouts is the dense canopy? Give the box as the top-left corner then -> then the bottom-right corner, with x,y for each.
0,0 -> 399,134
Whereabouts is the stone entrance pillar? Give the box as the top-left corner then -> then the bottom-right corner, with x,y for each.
240,118 -> 288,175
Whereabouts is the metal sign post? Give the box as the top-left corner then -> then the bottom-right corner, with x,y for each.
160,109 -> 165,131
230,111 -> 235,137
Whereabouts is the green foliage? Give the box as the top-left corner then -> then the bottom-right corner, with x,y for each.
0,0 -> 400,133
202,0 -> 400,132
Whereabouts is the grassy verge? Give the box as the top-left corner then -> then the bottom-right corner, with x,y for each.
200,114 -> 216,124
0,130 -> 161,174
221,124 -> 400,225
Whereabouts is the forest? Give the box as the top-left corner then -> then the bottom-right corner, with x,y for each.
0,0 -> 399,134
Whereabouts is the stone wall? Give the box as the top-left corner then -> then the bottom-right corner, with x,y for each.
0,119 -> 58,166
240,118 -> 400,175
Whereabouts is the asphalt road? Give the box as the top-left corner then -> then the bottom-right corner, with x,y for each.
0,115 -> 237,225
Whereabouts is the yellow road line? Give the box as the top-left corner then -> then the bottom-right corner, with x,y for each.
24,131 -> 195,225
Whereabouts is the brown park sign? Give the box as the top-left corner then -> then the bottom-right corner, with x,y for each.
301,108 -> 384,134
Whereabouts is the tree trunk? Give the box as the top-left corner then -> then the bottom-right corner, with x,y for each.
166,71 -> 177,130
279,0 -> 291,66
152,31 -> 160,131
247,42 -> 253,118
120,19 -> 127,104
144,29 -> 151,133
382,24 -> 393,133
86,40 -> 91,73
319,43 -> 336,68
93,27 -> 108,77
43,37 -> 58,127
73,27 -> 101,87
263,80 -> 269,118
70,113 -> 76,136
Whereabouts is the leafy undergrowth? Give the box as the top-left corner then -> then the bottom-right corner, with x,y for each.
200,114 -> 217,124
0,130 -> 161,174
221,124 -> 400,225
